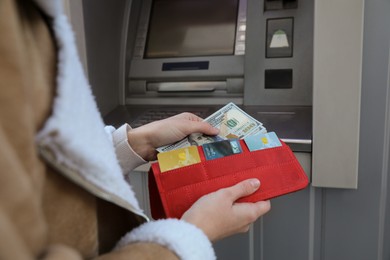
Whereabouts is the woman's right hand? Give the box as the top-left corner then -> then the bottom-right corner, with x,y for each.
181,178 -> 271,242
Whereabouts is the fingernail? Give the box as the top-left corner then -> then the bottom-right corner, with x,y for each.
251,179 -> 260,189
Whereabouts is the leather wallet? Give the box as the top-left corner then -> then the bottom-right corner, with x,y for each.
148,139 -> 309,219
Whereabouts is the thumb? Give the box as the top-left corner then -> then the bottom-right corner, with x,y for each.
224,179 -> 261,201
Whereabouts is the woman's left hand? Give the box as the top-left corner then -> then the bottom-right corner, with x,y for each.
127,112 -> 219,161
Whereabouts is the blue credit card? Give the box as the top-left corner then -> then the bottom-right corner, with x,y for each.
202,139 -> 243,160
244,132 -> 282,151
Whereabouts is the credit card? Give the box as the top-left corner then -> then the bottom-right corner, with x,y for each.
202,139 -> 242,160
157,146 -> 201,172
244,132 -> 282,151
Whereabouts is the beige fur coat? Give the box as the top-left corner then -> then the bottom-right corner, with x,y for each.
0,0 -> 215,259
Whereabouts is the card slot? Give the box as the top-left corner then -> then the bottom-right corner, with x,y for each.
164,177 -> 238,218
202,151 -> 257,178
162,159 -> 300,191
162,174 -> 239,218
198,141 -> 291,174
160,160 -> 307,218
153,143 -> 295,191
239,139 -> 251,153
248,143 -> 294,167
154,162 -> 208,191
154,139 -> 288,175
161,185 -> 193,219
236,162 -> 308,202
153,145 -> 254,188
163,160 -> 304,199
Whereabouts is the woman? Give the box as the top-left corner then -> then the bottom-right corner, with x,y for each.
0,0 -> 271,259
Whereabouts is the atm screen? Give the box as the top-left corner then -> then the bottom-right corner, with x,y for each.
145,0 -> 239,58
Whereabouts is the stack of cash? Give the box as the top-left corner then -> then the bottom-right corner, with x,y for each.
157,103 -> 267,153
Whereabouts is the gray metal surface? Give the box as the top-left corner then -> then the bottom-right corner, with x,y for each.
82,0 -> 127,115
318,0 -> 390,258
244,0 -> 313,106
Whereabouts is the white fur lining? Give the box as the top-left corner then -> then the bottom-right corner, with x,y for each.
117,219 -> 216,260
34,1 -> 142,215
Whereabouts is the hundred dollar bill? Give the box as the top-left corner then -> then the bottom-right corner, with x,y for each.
157,102 -> 266,152
203,102 -> 266,139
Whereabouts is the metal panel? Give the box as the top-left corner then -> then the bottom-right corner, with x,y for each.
312,0 -> 364,188
260,186 -> 312,260
244,0 -> 313,106
82,0 -> 127,115
318,0 -> 390,258
384,45 -> 390,255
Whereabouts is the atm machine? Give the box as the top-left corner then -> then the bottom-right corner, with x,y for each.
68,0 -> 390,259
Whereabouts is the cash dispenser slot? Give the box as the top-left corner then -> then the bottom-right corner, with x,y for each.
148,82 -> 223,92
144,79 -> 244,94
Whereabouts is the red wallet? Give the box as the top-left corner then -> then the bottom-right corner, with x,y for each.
148,139 -> 309,219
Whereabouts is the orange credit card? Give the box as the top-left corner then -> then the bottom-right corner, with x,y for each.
157,146 -> 201,172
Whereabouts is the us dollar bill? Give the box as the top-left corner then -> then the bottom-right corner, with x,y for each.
204,102 -> 266,139
157,102 -> 266,153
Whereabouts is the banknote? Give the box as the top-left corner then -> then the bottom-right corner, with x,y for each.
157,102 -> 266,152
204,102 -> 266,139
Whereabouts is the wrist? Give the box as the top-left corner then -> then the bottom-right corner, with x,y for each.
127,128 -> 156,161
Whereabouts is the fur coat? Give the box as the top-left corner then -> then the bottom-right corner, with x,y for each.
0,0 -> 215,259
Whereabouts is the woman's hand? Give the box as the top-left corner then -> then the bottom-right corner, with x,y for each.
127,112 -> 219,161
181,179 -> 271,242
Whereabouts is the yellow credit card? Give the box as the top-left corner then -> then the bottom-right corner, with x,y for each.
157,146 -> 201,172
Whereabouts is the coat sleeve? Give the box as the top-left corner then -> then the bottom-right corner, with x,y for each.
98,219 -> 216,260
104,127 -> 217,259
105,124 -> 147,175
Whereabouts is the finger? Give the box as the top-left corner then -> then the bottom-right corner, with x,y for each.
182,120 -> 219,136
174,112 -> 204,122
192,121 -> 219,135
233,200 -> 271,223
171,113 -> 219,135
248,200 -> 271,216
221,179 -> 261,201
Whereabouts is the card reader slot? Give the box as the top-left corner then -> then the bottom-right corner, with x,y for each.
147,81 -> 227,92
